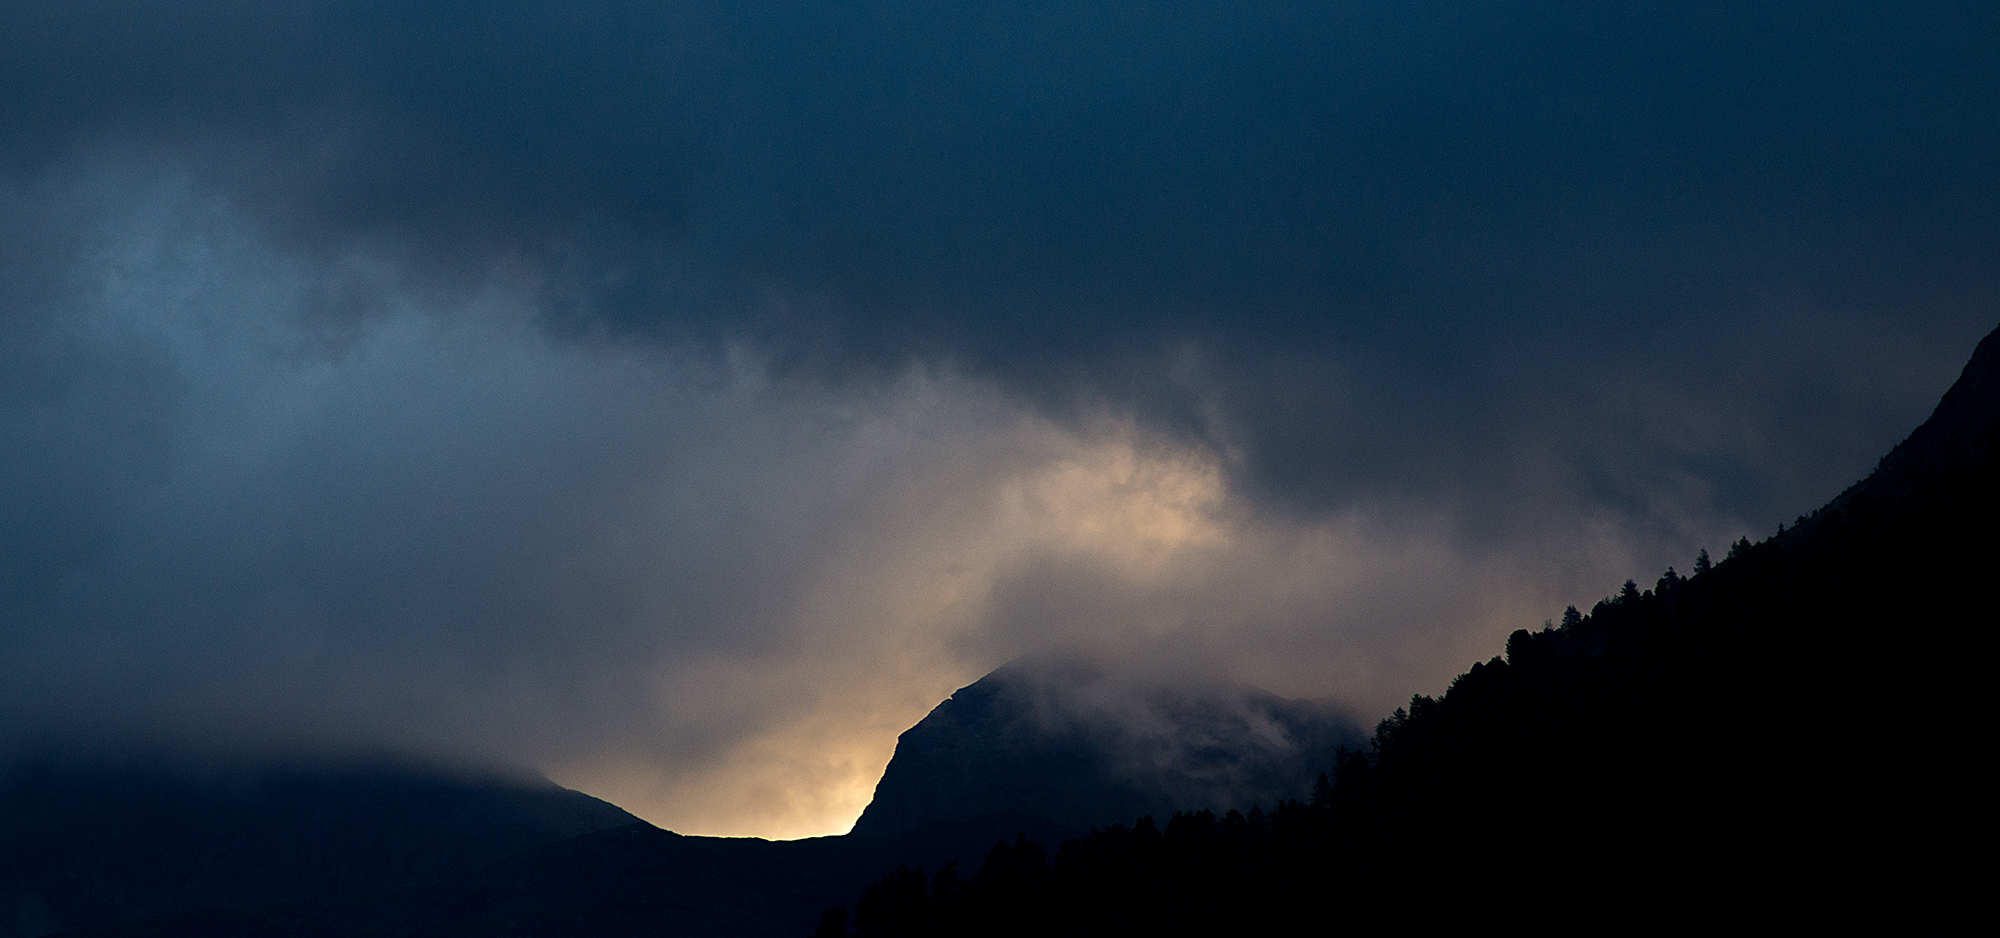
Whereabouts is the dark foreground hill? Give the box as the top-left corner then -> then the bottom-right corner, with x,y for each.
830,325 -> 1999,935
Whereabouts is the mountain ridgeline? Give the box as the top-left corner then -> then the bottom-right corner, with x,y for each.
834,324 -> 1998,935
5,324 -> 1991,937
1,667 -> 1358,937
0,758 -> 639,937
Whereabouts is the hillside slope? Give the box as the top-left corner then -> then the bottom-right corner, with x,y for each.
834,323 -> 1998,935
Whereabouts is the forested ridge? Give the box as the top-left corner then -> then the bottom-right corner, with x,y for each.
828,326 -> 1999,936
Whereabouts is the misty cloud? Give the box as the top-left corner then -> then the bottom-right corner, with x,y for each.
0,171 -> 1689,834
3,3 -> 1997,836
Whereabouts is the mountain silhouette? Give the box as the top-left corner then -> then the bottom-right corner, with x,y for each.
852,653 -> 1361,839
10,322 -> 1994,936
0,756 -> 636,938
5,661 -> 1355,938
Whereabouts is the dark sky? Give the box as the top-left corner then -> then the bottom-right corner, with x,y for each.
3,1 -> 1995,836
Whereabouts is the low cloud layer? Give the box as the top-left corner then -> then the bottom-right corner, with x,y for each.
3,3 -> 1996,837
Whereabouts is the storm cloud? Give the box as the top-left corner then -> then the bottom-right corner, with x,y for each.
2,1 -> 1995,836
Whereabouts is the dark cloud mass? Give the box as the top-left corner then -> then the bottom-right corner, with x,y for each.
2,2 -> 1996,836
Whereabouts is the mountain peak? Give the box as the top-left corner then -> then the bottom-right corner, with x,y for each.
849,654 -> 1361,838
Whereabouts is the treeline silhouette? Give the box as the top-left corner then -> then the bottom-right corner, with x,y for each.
823,326 -> 1998,935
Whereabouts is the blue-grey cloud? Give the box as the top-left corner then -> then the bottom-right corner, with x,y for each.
10,1 -> 1988,513
1,2 -> 1995,836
